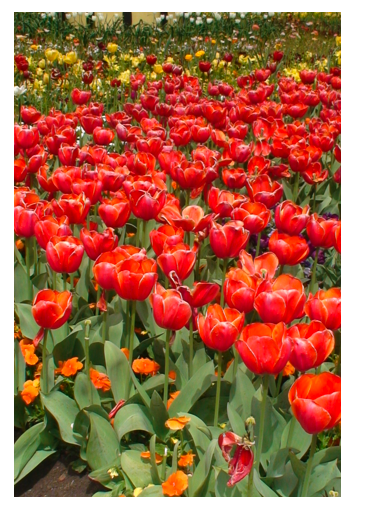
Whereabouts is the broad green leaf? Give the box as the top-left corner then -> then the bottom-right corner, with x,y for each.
137,485 -> 164,497
88,464 -> 124,490
289,451 -> 306,481
52,324 -> 83,363
120,450 -> 153,488
227,403 -> 246,436
86,412 -> 120,471
171,440 -> 180,474
14,262 -> 29,303
104,341 -> 130,402
149,434 -> 161,485
189,439 -> 217,497
41,391 -> 80,445
114,404 -> 154,441
312,446 -> 341,468
14,340 -> 26,394
266,448 -> 290,479
150,391 -> 169,440
15,303 -> 39,340
14,422 -> 44,480
308,460 -> 341,497
229,368 -> 255,421
184,414 -> 212,460
168,360 -> 214,417
253,470 -> 278,497
14,449 -> 56,485
14,394 -> 26,430
281,416 -> 312,459
74,373 -> 100,410
273,462 -> 298,497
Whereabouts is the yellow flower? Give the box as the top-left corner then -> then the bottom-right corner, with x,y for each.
166,56 -> 174,63
195,50 -> 205,58
211,39 -> 216,44
38,59 -> 45,69
123,54 -> 131,61
30,44 -> 38,50
150,71 -> 157,80
215,52 -> 220,59
131,57 -> 139,68
218,61 -> 226,69
64,51 -> 77,65
43,73 -> 50,84
36,68 -> 43,77
107,42 -> 118,54
45,49 -> 59,62
133,487 -> 143,497
335,36 -> 341,47
153,64 -> 163,74
185,54 -> 193,61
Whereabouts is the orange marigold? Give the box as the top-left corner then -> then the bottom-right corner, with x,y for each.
55,357 -> 83,377
165,416 -> 191,431
132,358 -> 160,376
140,451 -> 163,464
178,450 -> 195,468
167,391 -> 180,410
19,338 -> 38,366
21,380 -> 39,405
162,471 -> 189,497
90,368 -> 111,392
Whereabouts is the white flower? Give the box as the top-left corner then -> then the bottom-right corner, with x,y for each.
173,18 -> 177,24
161,14 -> 166,19
241,13 -> 246,18
41,13 -> 46,19
167,14 -> 173,21
207,18 -> 213,24
155,17 -> 161,24
215,13 -> 221,21
190,17 -> 195,23
263,14 -> 268,19
184,12 -> 190,18
14,85 -> 27,97
97,14 -> 104,21
229,12 -> 236,19
72,12 -> 77,17
114,13 -> 119,18
268,12 -> 275,16
66,14 -> 71,20
235,19 -> 241,24
176,12 -> 183,18
196,12 -> 201,16
91,16 -> 96,21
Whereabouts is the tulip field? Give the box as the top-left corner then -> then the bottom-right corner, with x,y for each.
14,12 -> 341,498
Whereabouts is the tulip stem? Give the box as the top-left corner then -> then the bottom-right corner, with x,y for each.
102,310 -> 108,345
312,184 -> 317,213
84,319 -> 91,382
293,172 -> 300,203
63,272 -> 67,291
301,433 -> 317,497
163,329 -> 171,406
255,374 -> 269,473
95,286 -> 101,316
136,219 -> 141,248
128,300 -> 137,367
309,248 -> 319,295
213,352 -> 223,427
195,248 -> 201,281
189,317 -> 194,380
41,329 -> 49,394
255,232 -> 262,258
53,270 -> 57,291
220,258 -> 228,307
275,372 -> 283,397
25,238 -> 32,301
125,300 -> 130,347
278,264 -> 285,276
142,220 -> 148,250
232,350 -> 239,378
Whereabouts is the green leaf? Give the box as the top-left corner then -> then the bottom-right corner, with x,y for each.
52,325 -> 83,363
41,391 -> 80,445
308,460 -> 341,497
14,422 -> 45,480
273,462 -> 298,497
14,340 -> 26,394
15,449 -> 56,485
88,464 -> 124,490
281,416 -> 312,459
168,360 -> 214,417
289,451 -> 306,481
149,434 -> 161,485
14,262 -> 29,303
15,303 -> 39,340
253,470 -> 278,497
189,439 -> 216,497
150,391 -> 169,440
104,341 -> 130,402
312,446 -> 341,468
14,394 -> 26,430
86,412 -> 120,471
138,485 -> 164,497
74,373 -> 101,410
266,448 -> 290,479
171,441 -> 180,474
114,404 -> 154,441
120,450 -> 153,488
184,414 -> 212,460
229,368 -> 255,421
227,403 -> 246,436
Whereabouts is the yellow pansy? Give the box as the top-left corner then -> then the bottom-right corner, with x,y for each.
153,64 -> 163,74
185,54 -> 193,61
64,51 -> 77,65
107,42 -> 118,54
195,50 -> 205,58
45,49 -> 59,62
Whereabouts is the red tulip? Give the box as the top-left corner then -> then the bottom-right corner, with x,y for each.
178,282 -> 220,308
332,221 -> 341,253
46,236 -> 84,273
14,205 -> 39,238
170,160 -> 206,190
15,125 -> 39,149
288,373 -> 341,434
300,70 -> 317,84
32,289 -> 72,330
98,195 -> 131,228
170,123 -> 191,147
275,201 -> 310,235
210,220 -> 249,259
150,225 -> 184,256
71,88 -> 92,105
306,214 -> 338,249
222,168 -> 247,190
21,106 -> 41,125
302,163 -> 329,185
52,193 -> 91,224
198,304 -> 245,352
58,143 -> 79,166
218,431 -> 254,487
246,175 -> 283,209
93,127 -> 115,146
286,321 -> 335,372
80,227 -> 118,261
235,322 -> 290,375
34,216 -> 71,249
238,251 -> 279,281
14,159 -> 28,183
93,246 -> 139,290
207,187 -> 247,218
305,288 -> 341,330
288,147 -> 311,172
124,180 -> 166,221
268,230 -> 309,266
224,268 -> 257,313
79,114 -> 103,134
151,284 -> 192,331
114,251 -> 158,301
231,202 -> 271,234
199,61 -> 211,73
163,205 -> 213,233
158,243 -> 197,283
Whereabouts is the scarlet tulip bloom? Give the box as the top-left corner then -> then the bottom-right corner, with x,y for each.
58,144 -> 79,167
178,282 -> 220,308
286,321 -> 335,372
222,168 -> 247,190
52,166 -> 80,194
235,322 -> 290,375
93,127 -> 115,146
170,160 -> 207,190
114,251 -> 158,301
98,166 -> 127,193
228,139 -> 253,164
79,114 -> 103,134
302,162 -> 329,185
32,289 -> 72,335
191,124 -> 211,144
14,205 -> 39,238
52,193 -> 91,224
93,247 -> 139,290
210,220 -> 250,259
80,227 -> 118,261
150,225 -> 184,256
224,268 -> 257,313
275,200 -> 310,235
98,195 -> 131,228
163,205 -> 213,233
46,236 -> 84,274
158,243 -> 197,282
300,70 -> 317,84
305,288 -> 341,331
231,202 -> 271,234
199,61 -> 211,73
72,176 -> 103,206
21,106 -> 41,125
246,175 -> 283,209
288,373 -> 341,434
198,304 -> 245,352
254,274 -> 306,324
170,123 -> 192,147
125,181 -> 166,221
268,230 -> 310,266
332,221 -> 341,253
288,147 -> 311,172
15,125 -> 39,149
218,431 -> 254,487
238,250 -> 279,281
207,187 -> 247,218
14,159 -> 28,183
306,214 -> 338,249
71,88 -> 92,105
151,285 -> 192,331
34,216 -> 71,250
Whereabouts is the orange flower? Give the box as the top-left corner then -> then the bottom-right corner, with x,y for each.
21,380 -> 39,405
140,451 -> 163,464
90,368 -> 111,392
16,239 -> 25,251
168,370 -> 176,381
282,361 -> 295,377
178,450 -> 195,468
167,391 -> 180,410
34,362 -> 42,379
55,357 -> 83,377
121,347 -> 130,359
165,416 -> 191,431
132,358 -> 160,376
19,338 -> 38,365
162,471 -> 189,497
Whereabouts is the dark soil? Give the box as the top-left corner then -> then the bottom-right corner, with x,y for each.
14,451 -> 106,497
